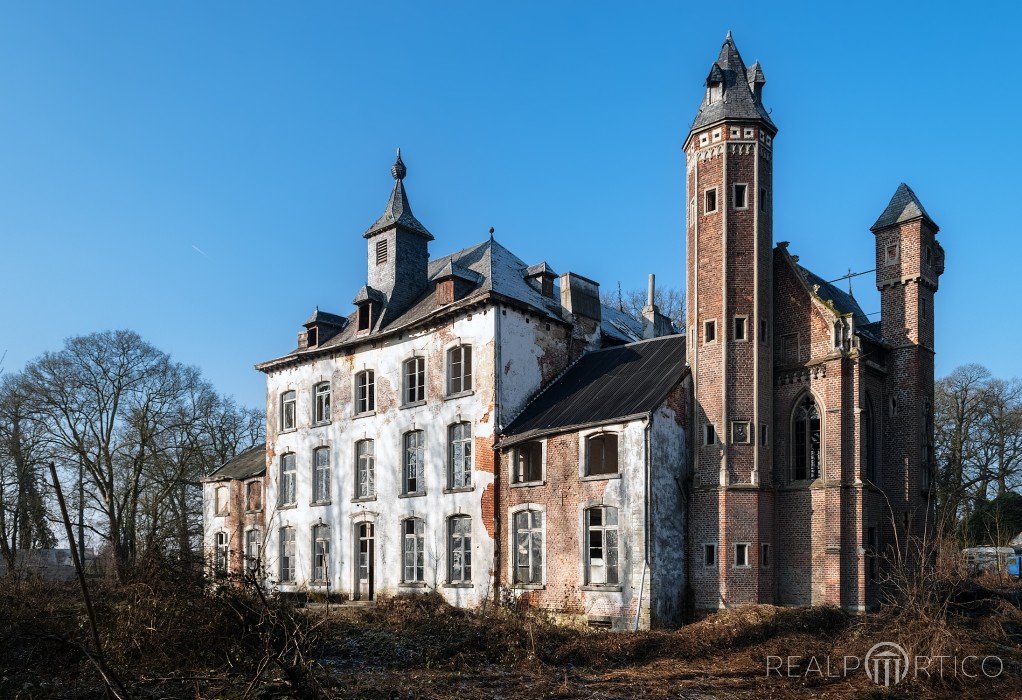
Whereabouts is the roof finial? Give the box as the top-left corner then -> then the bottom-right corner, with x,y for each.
726,29 -> 733,42
488,226 -> 494,240
391,147 -> 406,180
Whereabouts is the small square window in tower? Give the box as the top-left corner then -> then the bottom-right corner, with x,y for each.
735,543 -> 749,567
704,320 -> 717,344
733,183 -> 748,209
734,317 -> 747,341
704,188 -> 718,214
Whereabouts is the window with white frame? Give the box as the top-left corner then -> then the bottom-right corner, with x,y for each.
215,485 -> 229,516
245,529 -> 261,574
447,345 -> 472,395
313,382 -> 331,424
403,430 -> 425,495
280,390 -> 296,431
585,506 -> 619,585
513,509 -> 543,585
585,433 -> 618,476
402,517 -> 425,583
513,441 -> 543,484
734,542 -> 750,567
215,532 -> 229,573
448,422 -> 472,489
448,515 -> 472,583
733,183 -> 748,209
355,370 -> 375,414
279,453 -> 296,506
246,480 -> 262,512
793,395 -> 821,480
403,357 -> 425,405
356,439 -> 376,499
704,543 -> 716,567
312,447 -> 331,504
279,527 -> 295,583
312,524 -> 330,583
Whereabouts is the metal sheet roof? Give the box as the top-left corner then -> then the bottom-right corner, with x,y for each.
207,443 -> 266,481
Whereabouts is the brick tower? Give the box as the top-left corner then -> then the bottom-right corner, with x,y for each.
685,33 -> 776,609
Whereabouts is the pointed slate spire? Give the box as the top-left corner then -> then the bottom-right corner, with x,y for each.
690,32 -> 775,135
363,149 -> 434,240
870,183 -> 938,232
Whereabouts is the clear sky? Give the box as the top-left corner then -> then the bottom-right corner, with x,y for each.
1,2 -> 1018,410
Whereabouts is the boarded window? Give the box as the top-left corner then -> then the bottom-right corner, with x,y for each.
586,434 -> 618,476
245,481 -> 262,512
215,485 -> 229,516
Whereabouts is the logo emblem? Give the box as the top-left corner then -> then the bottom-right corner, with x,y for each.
865,642 -> 909,686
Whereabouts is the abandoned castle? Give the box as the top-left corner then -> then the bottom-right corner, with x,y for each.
203,34 -> 944,629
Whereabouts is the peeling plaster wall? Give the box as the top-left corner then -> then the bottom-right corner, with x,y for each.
261,309 -> 498,607
203,477 -> 266,576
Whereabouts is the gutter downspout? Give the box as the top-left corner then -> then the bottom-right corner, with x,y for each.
635,414 -> 652,631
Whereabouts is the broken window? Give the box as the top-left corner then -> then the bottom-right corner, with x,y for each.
356,439 -> 375,499
215,485 -> 229,516
513,441 -> 543,483
312,447 -> 331,504
245,480 -> 262,512
357,303 -> 372,332
312,524 -> 330,583
448,422 -> 472,489
402,518 -> 425,583
447,345 -> 472,395
448,515 -> 472,583
280,527 -> 296,583
280,390 -> 296,431
245,529 -> 261,574
403,356 -> 425,405
355,370 -> 375,414
514,509 -> 543,585
585,506 -> 618,585
279,453 -> 296,506
402,430 -> 425,495
793,395 -> 821,481
215,532 -> 229,574
735,543 -> 749,567
314,382 -> 331,424
586,433 -> 618,476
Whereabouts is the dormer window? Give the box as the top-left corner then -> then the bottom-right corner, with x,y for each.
306,327 -> 318,347
357,304 -> 372,332
707,80 -> 722,104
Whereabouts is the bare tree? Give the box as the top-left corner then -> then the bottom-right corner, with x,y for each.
934,364 -> 990,529
601,284 -> 685,329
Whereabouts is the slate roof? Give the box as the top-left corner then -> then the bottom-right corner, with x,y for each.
304,308 -> 348,327
363,150 -> 434,240
798,266 -> 870,325
499,335 -> 688,445
690,32 -> 775,133
207,443 -> 266,481
601,304 -> 645,344
870,183 -> 938,232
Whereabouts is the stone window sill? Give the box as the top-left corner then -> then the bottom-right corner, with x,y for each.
444,486 -> 474,494
581,584 -> 622,592
312,421 -> 331,429
581,473 -> 621,482
511,480 -> 545,489
399,491 -> 426,499
215,511 -> 229,518
351,496 -> 377,503
278,503 -> 297,510
512,583 -> 545,591
352,410 -> 377,420
310,500 -> 331,507
245,509 -> 263,515
444,390 -> 474,402
400,400 -> 427,410
399,581 -> 427,588
443,582 -> 474,589
278,428 -> 297,435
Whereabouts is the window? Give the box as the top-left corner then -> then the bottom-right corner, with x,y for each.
312,447 -> 331,503
704,188 -> 718,214
733,183 -> 748,209
759,318 -> 768,344
922,401 -> 935,491
586,506 -> 618,585
760,424 -> 769,447
215,485 -> 229,516
514,441 -> 543,483
279,453 -> 296,506
925,246 -> 933,268
245,481 -> 262,512
761,543 -> 770,569
864,396 -> 877,482
357,304 -> 372,332
793,395 -> 821,481
759,187 -> 768,212
448,515 -> 472,583
215,532 -> 229,573
889,395 -> 899,418
833,322 -> 842,348
704,319 -> 717,344
279,527 -> 296,583
245,529 -> 261,574
781,333 -> 799,362
734,316 -> 747,341
312,524 -> 330,583
513,509 -> 543,585
703,423 -> 717,446
375,239 -> 388,265
355,440 -> 376,499
731,421 -> 751,444
541,276 -> 554,298
735,543 -> 749,567
447,345 -> 472,395
885,243 -> 899,265
449,422 -> 472,489
585,433 -> 618,476
920,297 -> 928,322
403,357 -> 425,405
403,430 -> 425,495
280,390 -> 296,431
867,526 -> 878,581
355,370 -> 375,414
314,382 -> 331,424
703,543 -> 716,567
403,518 -> 425,583
707,81 -> 722,104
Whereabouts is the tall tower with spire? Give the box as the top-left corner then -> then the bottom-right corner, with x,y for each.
685,33 -> 777,608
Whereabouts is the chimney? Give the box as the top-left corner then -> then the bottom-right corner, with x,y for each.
560,273 -> 601,323
641,274 -> 673,339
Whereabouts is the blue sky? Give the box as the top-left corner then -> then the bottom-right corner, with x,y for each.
1,2 -> 1018,410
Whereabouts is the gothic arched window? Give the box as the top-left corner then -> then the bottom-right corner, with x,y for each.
793,395 -> 821,481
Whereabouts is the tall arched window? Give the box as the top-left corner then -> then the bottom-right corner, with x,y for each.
793,395 -> 821,481
864,396 -> 877,483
